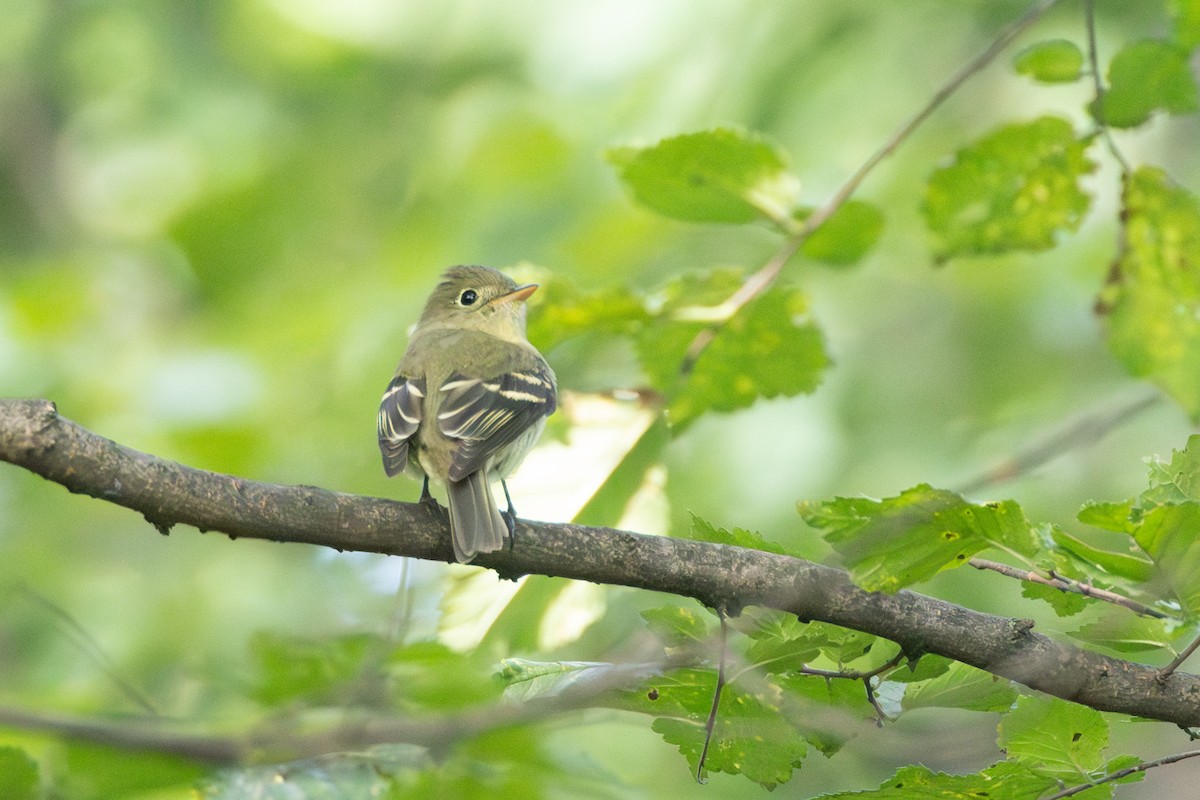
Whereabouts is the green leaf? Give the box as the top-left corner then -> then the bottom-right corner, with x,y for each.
901,661 -> 1016,713
1053,524 -> 1152,581
0,747 -> 38,800
525,277 -> 650,354
742,610 -> 827,673
683,512 -> 787,555
1131,503 -> 1200,616
922,116 -> 1095,261
814,762 -> 1057,799
1142,434 -> 1200,506
249,632 -> 377,705
607,128 -> 800,225
1174,0 -> 1200,49
638,280 -> 828,431
799,200 -> 886,266
499,659 -> 657,702
1068,613 -> 1175,653
799,485 -> 1038,592
641,604 -> 714,648
652,715 -> 806,789
388,641 -> 505,709
998,695 -> 1108,780
1101,167 -> 1200,417
1094,39 -> 1199,128
1014,39 -> 1085,83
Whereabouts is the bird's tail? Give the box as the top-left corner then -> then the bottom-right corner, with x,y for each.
446,472 -> 507,563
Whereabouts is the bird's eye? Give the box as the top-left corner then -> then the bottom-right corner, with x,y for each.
459,289 -> 478,306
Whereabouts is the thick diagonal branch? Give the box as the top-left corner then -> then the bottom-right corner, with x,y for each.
2,397 -> 1199,733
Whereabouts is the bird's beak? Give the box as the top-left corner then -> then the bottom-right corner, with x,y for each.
492,283 -> 538,306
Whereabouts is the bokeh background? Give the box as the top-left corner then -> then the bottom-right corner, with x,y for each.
1,0 -> 1198,796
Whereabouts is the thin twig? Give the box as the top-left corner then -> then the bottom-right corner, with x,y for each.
955,391 -> 1161,494
18,585 -> 161,715
696,609 -> 728,784
1083,0 -> 1132,174
795,651 -> 907,682
1041,748 -> 1200,799
1160,633 -> 1200,680
968,558 -> 1168,619
678,0 -> 1065,373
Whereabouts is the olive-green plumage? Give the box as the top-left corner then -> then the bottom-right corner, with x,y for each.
378,265 -> 557,562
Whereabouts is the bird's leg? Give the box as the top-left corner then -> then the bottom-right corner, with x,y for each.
500,479 -> 518,542
419,476 -> 440,511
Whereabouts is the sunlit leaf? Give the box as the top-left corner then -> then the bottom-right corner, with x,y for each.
1014,39 -> 1085,83
608,128 -> 800,225
799,485 -> 1038,592
998,695 -> 1108,780
799,200 -> 885,266
1141,434 -> 1200,506
901,661 -> 1016,713
638,281 -> 828,431
1174,0 -> 1200,49
1130,503 -> 1200,616
1102,168 -> 1200,417
1093,39 -> 1199,128
923,116 -> 1095,261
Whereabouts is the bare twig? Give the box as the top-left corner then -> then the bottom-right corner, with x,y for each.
1083,0 -> 1133,174
1042,748 -> 1200,799
696,609 -> 728,784
956,391 -> 1161,494
678,0 -> 1065,373
3,398 -> 1200,729
968,558 -> 1168,619
1160,633 -> 1200,680
795,651 -> 907,682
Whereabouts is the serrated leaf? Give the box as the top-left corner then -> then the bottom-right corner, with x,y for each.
608,128 -> 799,225
799,199 -> 885,266
652,715 -> 806,789
1052,524 -> 1151,581
998,696 -> 1108,780
1068,613 -> 1175,653
901,661 -> 1016,713
1093,39 -> 1199,128
0,747 -> 38,800
1015,39 -> 1085,83
684,512 -> 787,555
814,762 -> 1057,799
638,281 -> 828,431
773,671 -> 875,755
743,611 -> 826,673
525,277 -> 650,354
923,116 -> 1095,261
1020,576 -> 1091,617
1141,434 -> 1200,506
641,604 -> 714,648
799,485 -> 1038,592
888,654 -> 953,684
1101,168 -> 1200,418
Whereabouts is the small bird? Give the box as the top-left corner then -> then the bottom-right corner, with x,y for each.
377,265 -> 557,562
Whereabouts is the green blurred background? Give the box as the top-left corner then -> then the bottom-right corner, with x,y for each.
1,0 -> 1198,796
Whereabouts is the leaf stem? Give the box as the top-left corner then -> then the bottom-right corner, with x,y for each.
968,557 -> 1168,619
679,0 -> 1066,373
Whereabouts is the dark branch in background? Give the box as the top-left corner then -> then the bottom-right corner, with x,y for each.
4,398 -> 1200,758
955,391 -> 1161,494
678,0 -> 1065,373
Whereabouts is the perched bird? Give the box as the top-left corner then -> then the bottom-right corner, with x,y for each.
377,265 -> 557,562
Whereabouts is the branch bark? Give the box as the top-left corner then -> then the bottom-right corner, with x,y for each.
3,397 -> 1200,737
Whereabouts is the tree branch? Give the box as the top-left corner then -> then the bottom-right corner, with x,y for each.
3,397 -> 1200,737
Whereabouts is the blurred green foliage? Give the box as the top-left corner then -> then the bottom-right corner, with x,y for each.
2,0 -> 1200,797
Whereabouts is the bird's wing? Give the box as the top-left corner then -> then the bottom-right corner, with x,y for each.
377,374 -> 426,476
437,365 -> 556,482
